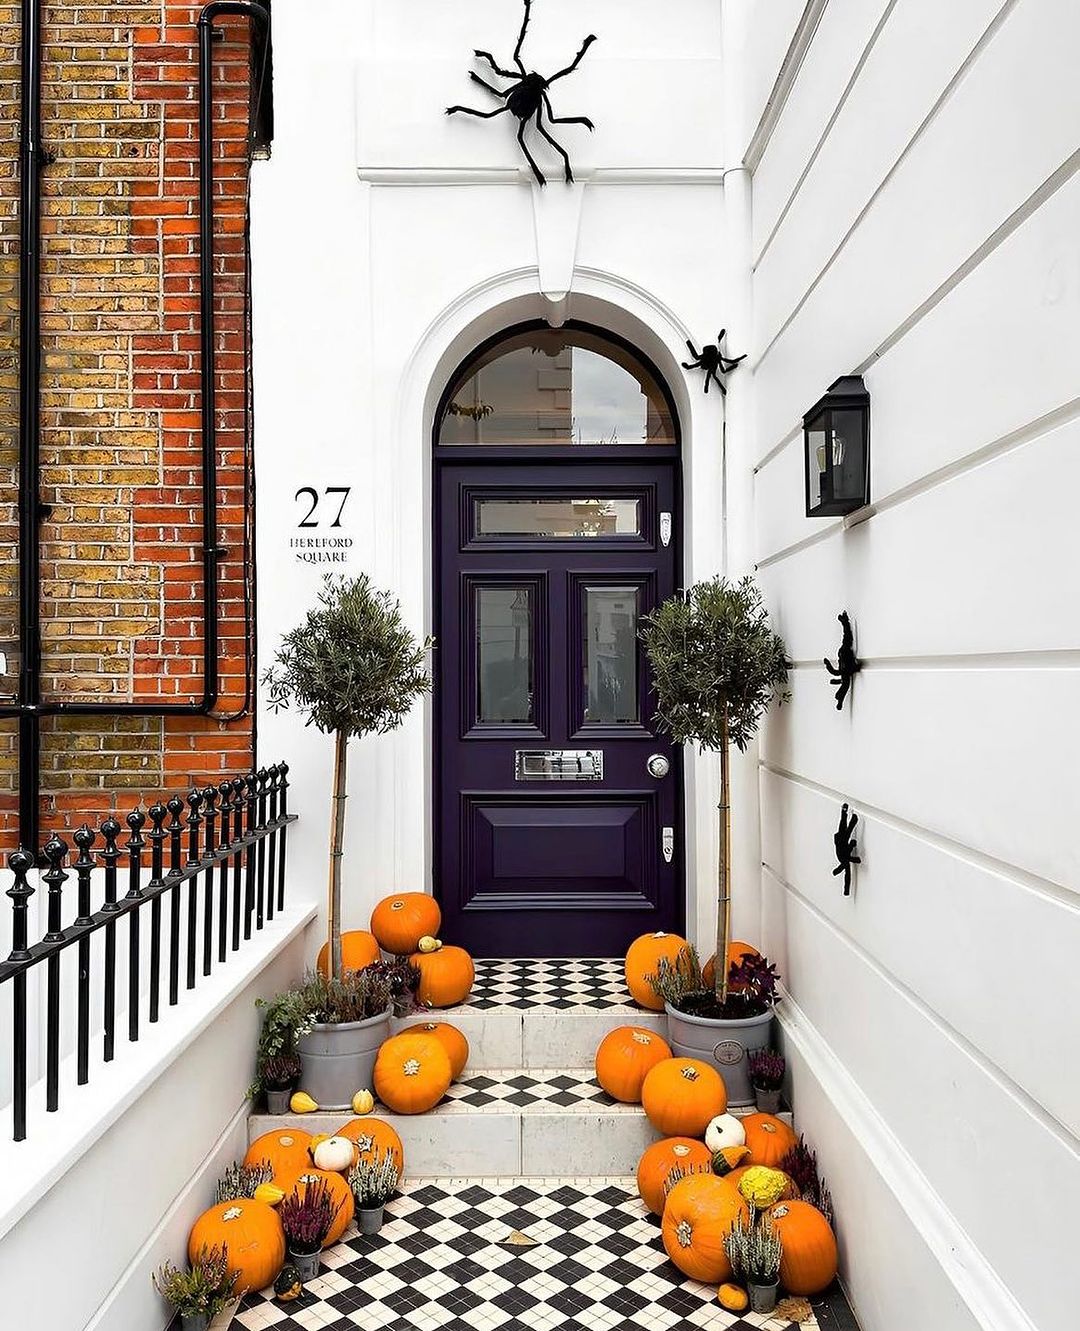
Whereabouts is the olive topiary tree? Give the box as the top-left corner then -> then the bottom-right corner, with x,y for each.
264,574 -> 433,981
640,576 -> 788,1004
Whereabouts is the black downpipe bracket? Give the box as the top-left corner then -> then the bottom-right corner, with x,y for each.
7,1 -> 268,852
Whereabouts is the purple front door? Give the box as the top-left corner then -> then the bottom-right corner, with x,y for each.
435,461 -> 682,957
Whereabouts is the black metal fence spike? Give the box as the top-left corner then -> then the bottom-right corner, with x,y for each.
7,848 -> 36,960
42,836 -> 69,942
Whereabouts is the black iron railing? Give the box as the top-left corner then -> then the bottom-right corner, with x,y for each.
1,763 -> 296,1141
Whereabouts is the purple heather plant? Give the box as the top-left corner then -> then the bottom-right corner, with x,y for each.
779,1135 -> 835,1228
748,1047 -> 786,1091
279,1178 -> 342,1255
362,958 -> 421,1010
727,953 -> 780,1015
261,1052 -> 302,1092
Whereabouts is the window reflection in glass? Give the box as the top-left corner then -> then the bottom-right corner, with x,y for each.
475,496 -> 640,539
583,585 -> 639,724
438,327 -> 676,447
476,586 -> 533,724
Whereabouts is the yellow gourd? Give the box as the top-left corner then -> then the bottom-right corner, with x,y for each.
717,1283 -> 749,1313
352,1088 -> 375,1115
417,935 -> 441,953
253,1182 -> 285,1206
290,1091 -> 318,1114
738,1165 -> 790,1208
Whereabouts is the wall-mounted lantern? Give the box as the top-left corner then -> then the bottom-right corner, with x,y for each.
803,375 -> 870,517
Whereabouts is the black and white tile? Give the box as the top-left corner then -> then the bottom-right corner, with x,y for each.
439,1068 -> 636,1114
233,1176 -> 825,1331
463,958 -> 632,1011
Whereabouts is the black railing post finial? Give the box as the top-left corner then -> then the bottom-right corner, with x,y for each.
125,808 -> 147,900
100,816 -> 122,911
166,795 -> 185,875
200,786 -> 218,976
41,835 -> 69,1112
42,834 -> 69,942
6,847 -> 36,961
72,825 -> 96,926
125,808 -> 147,1043
147,804 -> 168,1024
73,825 -> 96,1085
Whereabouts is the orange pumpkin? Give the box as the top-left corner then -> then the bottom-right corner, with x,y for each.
770,1200 -> 838,1295
661,1173 -> 749,1283
410,944 -> 474,1008
317,929 -> 381,978
641,1057 -> 727,1136
370,893 -> 442,955
374,1031 -> 452,1113
595,1026 -> 672,1103
244,1129 -> 313,1188
336,1117 -> 405,1174
289,1168 -> 355,1247
636,1137 -> 713,1216
624,931 -> 688,1010
403,1021 -> 469,1078
702,940 -> 759,990
188,1199 -> 284,1294
742,1112 -> 798,1167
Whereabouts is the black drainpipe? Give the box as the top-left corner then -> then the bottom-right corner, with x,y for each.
6,0 -> 268,853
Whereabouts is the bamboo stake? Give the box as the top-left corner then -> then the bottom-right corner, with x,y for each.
715,707 -> 731,1003
328,728 -> 348,981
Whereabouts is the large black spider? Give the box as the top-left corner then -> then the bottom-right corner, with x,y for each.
446,0 -> 597,187
682,330 -> 746,396
833,803 -> 861,896
824,611 -> 861,710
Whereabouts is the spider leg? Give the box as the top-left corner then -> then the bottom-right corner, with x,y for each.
534,106 -> 574,183
720,352 -> 747,372
542,91 -> 593,130
517,116 -> 548,187
548,33 -> 598,82
474,50 -> 517,79
447,102 -> 512,119
513,0 -> 532,74
468,71 -> 507,98
680,359 -> 702,371
685,340 -> 700,358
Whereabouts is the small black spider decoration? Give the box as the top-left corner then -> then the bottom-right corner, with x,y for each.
446,0 -> 597,187
833,803 -> 861,896
681,330 -> 746,396
824,611 -> 861,710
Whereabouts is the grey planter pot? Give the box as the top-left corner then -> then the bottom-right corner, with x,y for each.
663,1003 -> 774,1107
265,1088 -> 291,1115
288,1247 -> 320,1283
358,1204 -> 385,1234
178,1315 -> 209,1331
754,1087 -> 782,1114
748,1280 -> 779,1314
296,1006 -> 391,1111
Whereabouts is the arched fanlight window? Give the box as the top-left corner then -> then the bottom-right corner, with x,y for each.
436,324 -> 678,448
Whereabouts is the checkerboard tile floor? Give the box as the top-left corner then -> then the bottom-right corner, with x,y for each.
439,1068 -> 637,1114
232,1177 -> 825,1331
461,958 -> 634,1011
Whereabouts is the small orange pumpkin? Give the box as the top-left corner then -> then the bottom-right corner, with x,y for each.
742,1112 -> 798,1167
289,1168 -> 355,1247
641,1057 -> 728,1136
370,893 -> 442,955
336,1117 -> 405,1174
403,1021 -> 469,1078
661,1173 -> 749,1283
244,1129 -> 313,1188
595,1026 -> 672,1103
770,1199 -> 838,1295
409,944 -> 474,1008
624,931 -> 688,1010
702,939 -> 759,990
188,1199 -> 284,1294
636,1137 -> 713,1216
718,1283 -> 749,1313
374,1031 -> 452,1113
317,929 -> 381,978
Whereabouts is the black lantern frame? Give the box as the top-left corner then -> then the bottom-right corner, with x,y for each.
803,375 -> 870,517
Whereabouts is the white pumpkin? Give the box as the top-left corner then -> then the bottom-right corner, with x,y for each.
311,1134 -> 358,1172
704,1113 -> 747,1153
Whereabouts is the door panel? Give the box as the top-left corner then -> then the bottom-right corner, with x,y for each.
436,462 -> 681,957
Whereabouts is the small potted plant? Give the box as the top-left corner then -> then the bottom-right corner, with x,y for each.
725,1213 -> 783,1315
364,957 -> 421,1019
279,1177 -> 341,1283
261,1053 -> 302,1114
264,574 -> 432,1106
748,1048 -> 785,1114
152,1245 -> 236,1331
347,1148 -> 400,1234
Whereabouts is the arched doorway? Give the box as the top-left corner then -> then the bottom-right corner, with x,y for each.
432,321 -> 683,957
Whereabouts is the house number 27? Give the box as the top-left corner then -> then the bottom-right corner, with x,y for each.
294,486 -> 351,529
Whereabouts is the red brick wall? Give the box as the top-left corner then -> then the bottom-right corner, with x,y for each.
0,4 -> 261,846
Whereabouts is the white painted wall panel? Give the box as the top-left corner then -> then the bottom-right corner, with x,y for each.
762,881 -> 1080,1331
754,0 -> 1080,458
736,0 -> 809,158
761,668 -> 1080,890
760,768 -> 1080,1139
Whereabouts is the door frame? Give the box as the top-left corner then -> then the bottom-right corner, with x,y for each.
431,319 -> 686,951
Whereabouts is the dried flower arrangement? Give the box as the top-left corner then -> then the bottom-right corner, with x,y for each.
724,1212 -> 783,1286
279,1178 -> 342,1255
348,1149 -> 400,1209
215,1159 -> 274,1204
153,1244 -> 237,1319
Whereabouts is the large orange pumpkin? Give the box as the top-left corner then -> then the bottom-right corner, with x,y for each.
641,1057 -> 727,1136
624,931 -> 688,1010
370,893 -> 441,955
289,1168 -> 355,1247
374,1031 -> 452,1113
595,1026 -> 672,1103
410,945 -> 474,1008
402,1020 -> 469,1078
636,1137 -> 713,1216
702,940 -> 760,990
317,929 -> 381,978
244,1129 -> 313,1188
661,1173 -> 749,1283
188,1199 -> 284,1294
336,1117 -> 405,1174
770,1200 -> 838,1295
742,1112 -> 798,1167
